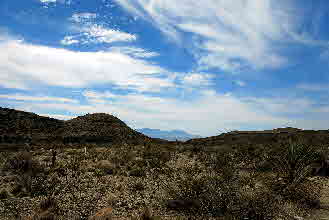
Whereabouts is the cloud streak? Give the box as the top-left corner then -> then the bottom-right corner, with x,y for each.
0,94 -> 78,103
61,13 -> 137,45
115,0 -> 308,72
0,38 -> 173,91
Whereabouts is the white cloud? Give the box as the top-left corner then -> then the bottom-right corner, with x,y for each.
64,13 -> 137,45
40,113 -> 75,120
83,90 -> 115,99
0,39 -> 172,91
82,24 -> 137,44
114,0 -> 309,71
0,94 -> 78,103
39,0 -> 72,5
70,13 -> 97,23
243,97 -> 315,114
60,36 -> 79,45
39,0 -> 57,3
109,46 -> 159,58
182,73 -> 213,87
61,24 -> 137,45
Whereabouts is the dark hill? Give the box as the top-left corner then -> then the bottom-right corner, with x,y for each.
0,107 -> 156,148
0,107 -> 64,146
185,127 -> 329,147
60,113 -> 151,145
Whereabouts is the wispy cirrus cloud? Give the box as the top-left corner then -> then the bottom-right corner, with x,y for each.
69,13 -> 97,23
61,24 -> 137,45
39,0 -> 57,3
181,73 -> 214,87
61,12 -> 137,45
39,0 -> 72,6
0,94 -> 78,103
114,0 -> 317,72
109,46 -> 159,58
60,36 -> 79,45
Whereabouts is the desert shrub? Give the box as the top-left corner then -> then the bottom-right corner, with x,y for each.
130,159 -> 148,170
5,151 -> 32,172
0,152 -> 10,168
4,151 -> 47,196
271,142 -> 321,185
94,168 -> 106,177
280,179 -> 322,209
142,145 -> 171,169
129,167 -> 146,177
165,172 -> 239,217
39,197 -> 58,212
131,207 -> 161,220
30,197 -> 59,220
254,142 -> 325,216
95,160 -> 115,175
130,179 -> 146,191
234,144 -> 270,171
110,147 -> 136,168
164,152 -> 241,218
238,190 -> 281,219
0,188 -> 9,199
255,160 -> 273,172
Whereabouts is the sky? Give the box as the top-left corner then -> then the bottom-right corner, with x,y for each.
1,0 -> 329,136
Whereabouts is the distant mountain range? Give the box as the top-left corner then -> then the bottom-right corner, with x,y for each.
136,128 -> 202,141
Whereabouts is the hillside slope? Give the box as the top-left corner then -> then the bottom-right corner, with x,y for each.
0,107 -> 64,145
185,127 -> 329,146
0,107 -> 154,147
60,113 -> 151,145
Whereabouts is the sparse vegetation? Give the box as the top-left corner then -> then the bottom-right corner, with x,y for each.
1,108 -> 329,219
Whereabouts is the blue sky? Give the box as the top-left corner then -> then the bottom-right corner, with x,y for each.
1,0 -> 329,136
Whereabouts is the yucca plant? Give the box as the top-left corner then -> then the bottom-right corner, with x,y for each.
272,141 -> 320,186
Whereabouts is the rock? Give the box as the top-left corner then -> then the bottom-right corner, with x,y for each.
89,207 -> 112,220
